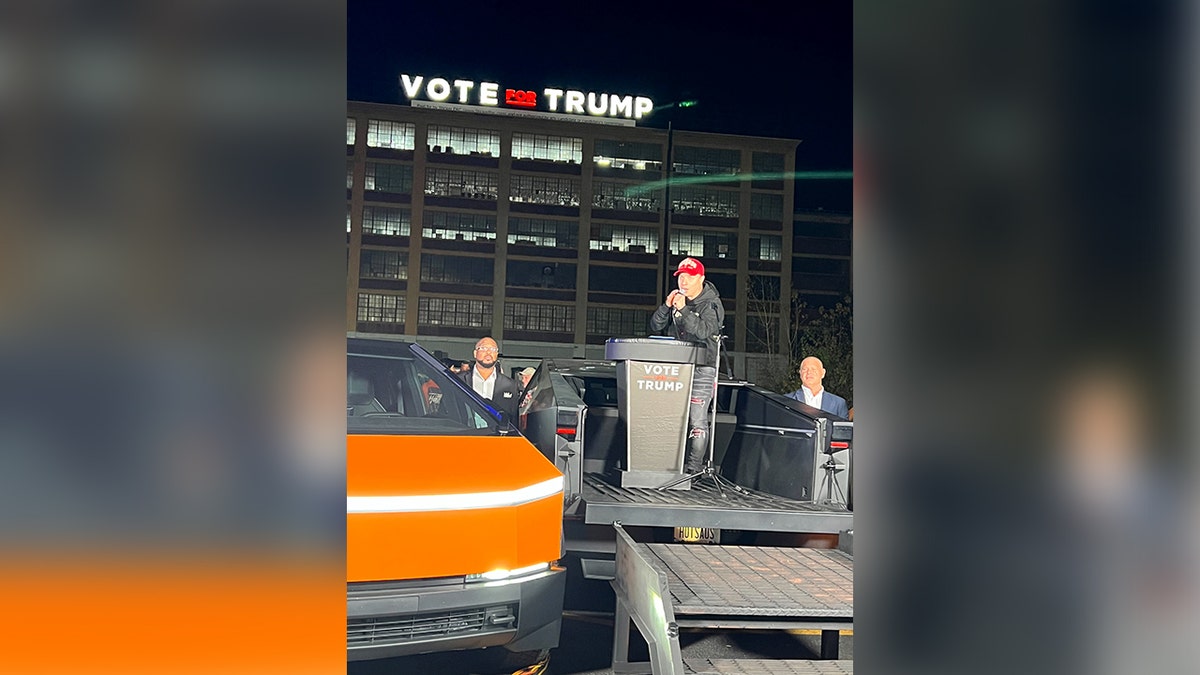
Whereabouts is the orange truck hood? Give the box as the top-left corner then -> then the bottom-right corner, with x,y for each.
347,434 -> 563,583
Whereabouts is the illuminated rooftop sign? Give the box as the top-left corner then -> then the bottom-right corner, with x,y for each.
400,73 -> 654,122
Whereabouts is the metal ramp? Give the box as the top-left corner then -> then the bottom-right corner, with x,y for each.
610,523 -> 853,675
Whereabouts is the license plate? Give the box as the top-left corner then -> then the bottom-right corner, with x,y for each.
673,526 -> 718,544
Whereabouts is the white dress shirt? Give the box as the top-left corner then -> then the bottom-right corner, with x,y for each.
471,368 -> 497,399
801,385 -> 824,410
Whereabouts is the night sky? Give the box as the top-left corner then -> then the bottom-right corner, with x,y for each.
347,2 -> 852,175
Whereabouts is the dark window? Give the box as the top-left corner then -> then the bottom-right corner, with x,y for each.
420,254 -> 493,284
507,260 -> 577,289
588,266 -> 657,293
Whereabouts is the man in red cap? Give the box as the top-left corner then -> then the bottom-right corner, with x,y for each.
650,257 -> 726,473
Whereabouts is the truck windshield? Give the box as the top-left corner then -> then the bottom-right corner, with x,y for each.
347,348 -> 501,436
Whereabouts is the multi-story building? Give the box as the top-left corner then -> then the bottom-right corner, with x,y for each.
346,94 -> 846,375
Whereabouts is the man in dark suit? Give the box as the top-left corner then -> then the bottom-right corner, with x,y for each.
785,356 -> 850,418
457,336 -> 520,419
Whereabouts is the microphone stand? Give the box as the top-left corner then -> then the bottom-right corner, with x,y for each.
659,334 -> 744,496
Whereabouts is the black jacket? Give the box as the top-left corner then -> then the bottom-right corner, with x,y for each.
649,281 -> 725,368
456,368 -> 521,419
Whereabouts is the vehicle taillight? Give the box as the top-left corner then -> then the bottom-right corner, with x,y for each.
830,442 -> 849,449
555,410 -> 579,442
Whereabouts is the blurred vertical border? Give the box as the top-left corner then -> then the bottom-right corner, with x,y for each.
0,1 -> 346,673
856,1 -> 1199,674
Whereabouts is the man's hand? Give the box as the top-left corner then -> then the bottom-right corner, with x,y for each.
666,290 -> 686,310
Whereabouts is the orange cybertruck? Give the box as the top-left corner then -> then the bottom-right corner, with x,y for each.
346,337 -> 565,662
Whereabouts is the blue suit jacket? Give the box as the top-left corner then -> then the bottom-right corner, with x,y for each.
785,388 -> 849,419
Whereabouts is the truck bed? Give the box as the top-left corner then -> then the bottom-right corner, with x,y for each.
580,473 -> 852,534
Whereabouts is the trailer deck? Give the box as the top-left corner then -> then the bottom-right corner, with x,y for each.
611,524 -> 854,674
581,473 -> 852,534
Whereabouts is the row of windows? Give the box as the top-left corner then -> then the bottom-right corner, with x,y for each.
421,253 -> 494,284
357,277 -> 795,350
594,139 -> 663,169
418,297 -> 492,328
361,205 -> 412,236
511,174 -> 581,206
426,211 -> 497,241
751,193 -> 783,221
752,151 -> 784,175
674,145 -> 741,176
667,230 -> 782,261
360,249 -> 408,280
590,223 -> 659,253
587,306 -> 652,337
427,124 -> 501,156
357,292 -> 405,323
510,217 -> 577,248
351,206 -> 779,262
507,260 -> 577,289
366,120 -> 415,150
673,186 -> 740,218
593,179 -> 660,212
426,168 -> 500,199
670,229 -> 738,259
504,302 -> 574,332
365,162 -> 413,194
512,132 -> 582,163
348,160 -> 776,219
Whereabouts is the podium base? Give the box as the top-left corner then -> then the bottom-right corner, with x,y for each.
616,469 -> 691,490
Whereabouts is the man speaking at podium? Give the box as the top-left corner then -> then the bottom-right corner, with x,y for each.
650,257 -> 725,473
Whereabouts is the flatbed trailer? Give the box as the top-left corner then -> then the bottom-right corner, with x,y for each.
611,524 -> 853,674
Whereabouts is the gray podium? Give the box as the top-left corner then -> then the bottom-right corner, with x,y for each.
605,338 -> 703,489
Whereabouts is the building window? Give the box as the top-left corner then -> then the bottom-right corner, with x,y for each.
362,206 -> 411,236
589,223 -> 659,253
366,120 -> 415,150
504,302 -> 575,332
587,306 -> 653,338
346,118 -> 357,146
749,233 -> 782,261
360,249 -> 408,280
670,229 -> 738,259
752,151 -> 784,175
509,217 -> 577,248
748,274 -> 782,302
425,168 -> 500,199
751,193 -> 783,221
420,253 -> 493,284
672,186 -> 739,218
357,292 -> 405,324
674,146 -> 740,176
507,260 -> 577,289
365,162 -> 413,194
426,124 -> 501,156
511,132 -> 583,163
346,204 -> 352,233
593,139 -> 663,171
589,265 -> 657,293
346,161 -> 354,189
423,211 -> 497,241
510,174 -> 580,206
592,179 -> 661,212
418,297 -> 492,328
745,314 -> 781,354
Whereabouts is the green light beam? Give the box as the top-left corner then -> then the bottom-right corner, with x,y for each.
622,171 -> 853,196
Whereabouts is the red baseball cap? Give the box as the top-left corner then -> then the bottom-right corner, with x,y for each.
673,257 -> 705,276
